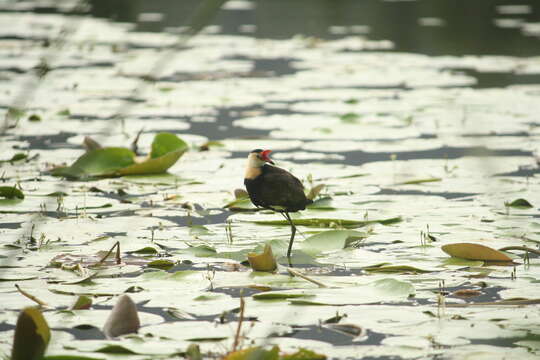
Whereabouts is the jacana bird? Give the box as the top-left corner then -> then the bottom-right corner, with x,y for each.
244,149 -> 312,258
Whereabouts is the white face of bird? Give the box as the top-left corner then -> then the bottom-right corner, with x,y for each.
245,149 -> 274,179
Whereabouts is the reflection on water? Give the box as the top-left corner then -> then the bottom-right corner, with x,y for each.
89,0 -> 540,56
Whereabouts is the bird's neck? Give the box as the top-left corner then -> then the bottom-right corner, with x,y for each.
244,165 -> 262,180
244,157 -> 265,179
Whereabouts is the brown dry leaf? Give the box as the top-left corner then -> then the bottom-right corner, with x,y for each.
441,243 -> 513,262
307,184 -> 325,200
452,289 -> 482,298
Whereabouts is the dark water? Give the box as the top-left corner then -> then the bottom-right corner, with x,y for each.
88,0 -> 540,56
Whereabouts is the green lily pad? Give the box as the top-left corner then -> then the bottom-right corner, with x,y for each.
147,259 -> 176,269
505,198 -> 534,209
51,147 -> 135,179
282,348 -> 327,360
224,197 -> 256,211
0,153 -> 28,163
44,356 -> 105,360
340,112 -> 360,123
252,216 -> 402,228
301,230 -> 368,255
150,132 -> 188,158
307,196 -> 335,210
51,133 -> 187,180
397,178 -> 442,185
0,186 -> 24,199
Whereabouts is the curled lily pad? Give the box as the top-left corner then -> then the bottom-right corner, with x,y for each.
247,244 -> 277,272
0,186 -> 24,199
11,307 -> 51,360
442,243 -> 513,262
72,295 -> 93,310
103,295 -> 140,339
50,147 -> 135,179
51,133 -> 187,180
306,184 -> 325,200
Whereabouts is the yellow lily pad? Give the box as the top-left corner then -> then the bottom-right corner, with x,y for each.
247,244 -> 277,272
442,243 -> 513,262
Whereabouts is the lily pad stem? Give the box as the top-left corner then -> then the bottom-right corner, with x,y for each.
287,268 -> 327,288
231,295 -> 245,353
15,284 -> 48,307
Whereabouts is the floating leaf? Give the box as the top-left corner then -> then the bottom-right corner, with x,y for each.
102,295 -> 140,339
118,149 -> 185,176
442,243 -> 513,262
307,196 -> 335,210
0,153 -> 27,163
95,345 -> 136,354
83,136 -> 102,151
167,308 -> 196,320
452,289 -> 482,298
397,178 -> 442,185
189,225 -> 213,236
302,230 -> 367,255
184,244 -> 218,257
0,186 -> 24,199
28,114 -> 41,122
44,356 -> 105,360
147,259 -> 175,269
130,246 -> 159,254
185,344 -> 202,360
11,307 -> 51,360
306,184 -> 325,200
252,216 -> 402,228
282,348 -> 327,360
224,197 -> 256,211
234,188 -> 249,199
253,292 -> 312,300
51,148 -> 135,179
340,112 -> 360,123
326,323 -> 365,338
224,346 -> 279,360
45,191 -> 68,197
150,132 -> 188,158
363,264 -> 432,274
51,133 -> 187,179
247,244 -> 277,272
72,295 -> 92,310
505,198 -> 533,209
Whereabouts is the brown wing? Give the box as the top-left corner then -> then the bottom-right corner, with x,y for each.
256,165 -> 310,211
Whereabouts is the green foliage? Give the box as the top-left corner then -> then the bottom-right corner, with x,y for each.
505,198 -> 533,209
51,133 -> 187,180
0,186 -> 24,199
11,307 -> 50,360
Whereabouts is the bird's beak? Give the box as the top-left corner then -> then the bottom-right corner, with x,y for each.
261,150 -> 274,165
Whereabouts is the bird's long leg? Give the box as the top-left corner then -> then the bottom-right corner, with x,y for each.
279,212 -> 307,240
283,211 -> 296,258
